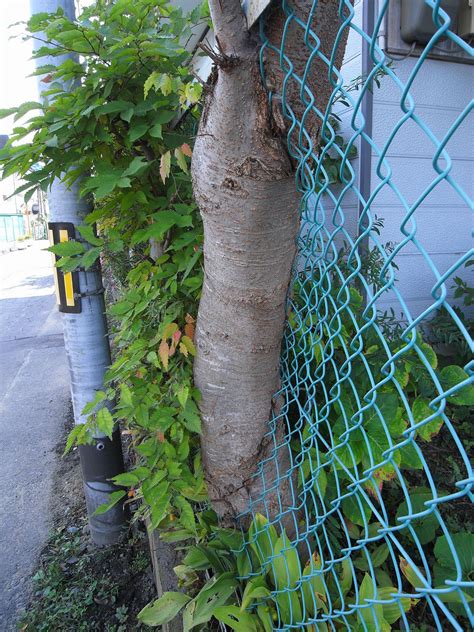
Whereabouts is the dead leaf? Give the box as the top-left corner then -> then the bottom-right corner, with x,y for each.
159,340 -> 169,370
159,151 -> 171,183
184,323 -> 195,339
180,143 -> 192,157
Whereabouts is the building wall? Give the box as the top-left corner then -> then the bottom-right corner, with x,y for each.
320,0 -> 473,321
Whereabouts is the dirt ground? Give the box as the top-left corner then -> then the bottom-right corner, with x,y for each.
18,411 -> 157,632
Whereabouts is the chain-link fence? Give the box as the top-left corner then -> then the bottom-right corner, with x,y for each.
241,1 -> 473,629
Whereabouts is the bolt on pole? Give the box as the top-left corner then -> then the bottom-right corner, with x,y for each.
30,0 -> 127,546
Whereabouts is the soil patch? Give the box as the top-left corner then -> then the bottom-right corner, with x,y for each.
18,409 -> 156,631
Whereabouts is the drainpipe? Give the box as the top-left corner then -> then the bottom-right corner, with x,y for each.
358,0 -> 375,264
30,0 -> 127,546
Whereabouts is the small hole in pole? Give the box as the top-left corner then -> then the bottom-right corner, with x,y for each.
96,442 -> 105,451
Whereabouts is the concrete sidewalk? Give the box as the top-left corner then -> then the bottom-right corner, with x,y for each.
0,241 -> 70,630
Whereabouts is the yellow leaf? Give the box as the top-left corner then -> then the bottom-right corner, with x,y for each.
159,340 -> 169,370
174,147 -> 187,173
179,342 -> 188,357
144,71 -> 159,99
181,335 -> 196,357
160,151 -> 171,183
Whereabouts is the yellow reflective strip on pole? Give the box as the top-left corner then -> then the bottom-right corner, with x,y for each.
49,228 -> 61,305
59,229 -> 75,307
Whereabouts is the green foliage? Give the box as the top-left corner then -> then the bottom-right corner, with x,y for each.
140,514 -> 419,630
284,252 -> 473,626
18,525 -> 151,632
426,259 -> 474,365
5,4 -> 471,630
0,0 -> 206,533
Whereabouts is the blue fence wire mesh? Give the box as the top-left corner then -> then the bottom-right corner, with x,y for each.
239,1 -> 473,629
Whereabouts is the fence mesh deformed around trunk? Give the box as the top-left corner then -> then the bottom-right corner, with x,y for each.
239,1 -> 473,629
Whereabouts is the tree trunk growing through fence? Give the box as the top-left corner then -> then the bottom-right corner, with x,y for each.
192,0 -> 348,526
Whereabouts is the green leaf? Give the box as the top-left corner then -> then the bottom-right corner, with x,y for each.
248,513 -> 278,568
81,390 -> 107,415
177,385 -> 189,408
128,122 -> 149,143
14,101 -> 42,121
184,572 -> 238,631
378,587 -> 417,625
240,576 -> 271,610
274,589 -> 302,626
154,110 -> 176,125
120,106 -> 134,123
63,423 -> 90,455
112,471 -> 141,487
91,173 -> 125,199
45,135 -> 59,148
175,147 -> 188,172
175,496 -> 196,533
95,407 -> 114,438
180,335 -> 196,356
93,490 -> 126,516
434,532 -> 474,577
77,224 -> 103,247
412,397 -> 443,441
0,107 -> 17,119
123,156 -> 148,177
302,553 -> 327,617
357,573 -> 384,629
183,546 -> 212,571
81,247 -> 101,269
214,606 -> 259,631
48,240 -> 84,257
418,341 -> 438,368
149,123 -> 163,138
150,489 -> 171,529
342,492 -> 372,527
371,544 -> 390,568
97,100 -> 133,116
396,488 -> 439,545
439,365 -> 474,406
180,401 -> 201,434
138,592 -> 191,626
397,441 -> 423,470
400,557 -> 426,590
257,605 -> 274,632
271,531 -> 301,590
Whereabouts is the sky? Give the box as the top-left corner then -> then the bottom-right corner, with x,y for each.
0,0 -> 94,136
0,0 -> 38,135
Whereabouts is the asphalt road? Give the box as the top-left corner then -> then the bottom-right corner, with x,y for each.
0,241 -> 70,630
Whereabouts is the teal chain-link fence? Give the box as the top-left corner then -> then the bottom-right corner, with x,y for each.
241,1 -> 473,630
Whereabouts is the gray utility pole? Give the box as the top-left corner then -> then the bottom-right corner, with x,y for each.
30,0 -> 127,546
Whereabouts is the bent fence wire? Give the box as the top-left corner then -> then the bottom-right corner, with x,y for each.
240,1 -> 473,630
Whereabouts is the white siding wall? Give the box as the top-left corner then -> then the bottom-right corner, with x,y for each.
322,0 -> 473,320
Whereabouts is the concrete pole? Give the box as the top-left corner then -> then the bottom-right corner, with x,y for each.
30,0 -> 127,546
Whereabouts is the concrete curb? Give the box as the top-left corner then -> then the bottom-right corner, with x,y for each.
0,240 -> 34,255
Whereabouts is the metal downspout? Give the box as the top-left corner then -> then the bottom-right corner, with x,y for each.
29,0 -> 127,546
358,0 -> 376,280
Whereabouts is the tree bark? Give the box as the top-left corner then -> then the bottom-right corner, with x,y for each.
191,0 -> 348,527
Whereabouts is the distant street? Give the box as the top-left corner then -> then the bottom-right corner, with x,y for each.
0,241 -> 70,630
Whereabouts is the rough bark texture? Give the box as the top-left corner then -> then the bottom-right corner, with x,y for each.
264,0 -> 351,145
191,0 -> 348,526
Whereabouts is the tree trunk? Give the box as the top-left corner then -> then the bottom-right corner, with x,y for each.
192,0 -> 348,526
